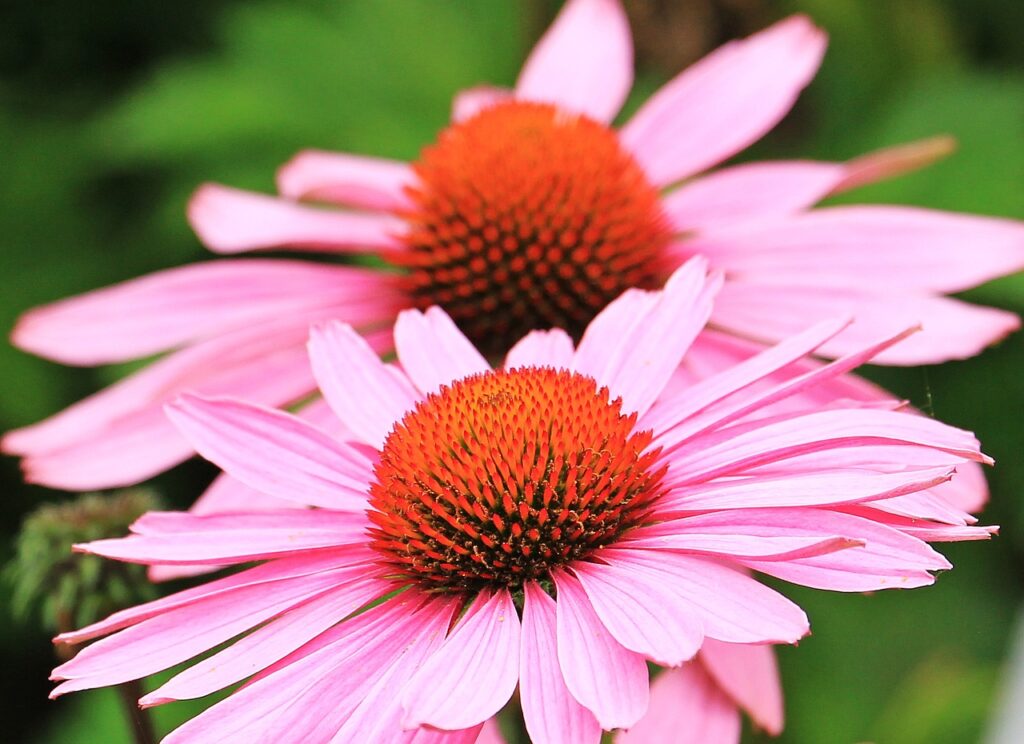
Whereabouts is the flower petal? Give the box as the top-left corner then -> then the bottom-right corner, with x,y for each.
505,329 -> 575,370
699,640 -> 783,736
520,583 -> 601,744
402,590 -> 520,730
452,86 -> 512,123
309,321 -> 420,448
276,150 -> 414,211
552,569 -> 649,730
166,394 -> 372,510
515,0 -> 633,122
394,307 -> 490,396
188,183 -> 406,254
621,15 -> 826,186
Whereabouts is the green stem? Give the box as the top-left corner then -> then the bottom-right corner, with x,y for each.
117,679 -> 157,744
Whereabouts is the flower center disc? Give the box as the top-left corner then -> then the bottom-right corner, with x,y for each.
368,367 -> 665,593
397,101 -> 672,356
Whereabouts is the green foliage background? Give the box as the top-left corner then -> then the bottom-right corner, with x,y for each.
1,1 -> 1022,741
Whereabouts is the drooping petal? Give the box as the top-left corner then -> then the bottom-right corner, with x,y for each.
520,583 -> 601,744
552,569 -> 649,730
573,257 -> 720,417
616,664 -> 741,744
685,206 -> 1024,293
401,590 -> 520,730
664,161 -> 845,232
166,394 -> 372,510
394,307 -> 490,396
188,183 -> 406,254
833,135 -> 957,194
276,150 -> 414,211
515,0 -> 633,122
452,86 -> 512,123
620,15 -> 826,186
599,549 -> 809,644
504,329 -> 575,370
699,640 -> 783,736
571,562 -> 704,666
308,321 -> 420,448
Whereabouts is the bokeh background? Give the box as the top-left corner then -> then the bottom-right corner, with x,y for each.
2,0 -> 1022,741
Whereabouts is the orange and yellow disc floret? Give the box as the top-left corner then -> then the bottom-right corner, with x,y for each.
396,101 -> 672,356
368,367 -> 666,594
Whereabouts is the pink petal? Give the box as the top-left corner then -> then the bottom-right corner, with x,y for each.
504,329 -> 575,370
658,466 -> 956,512
833,135 -> 957,194
188,183 -> 406,254
571,561 -> 704,666
276,150 -> 414,211
140,574 -> 385,705
166,394 -> 372,510
661,408 -> 987,489
402,590 -> 520,730
599,549 -> 809,644
50,563 -> 367,695
473,718 -> 508,744
687,206 -> 1024,293
308,320 -> 420,448
712,280 -> 1021,364
515,0 -> 633,122
573,258 -> 721,417
393,307 -> 490,396
552,569 -> 649,729
699,640 -> 783,735
616,664 -> 741,744
936,459 -> 989,514
452,86 -> 513,123
56,552 -> 360,645
11,260 -> 398,366
520,583 -> 601,744
620,15 -> 826,186
622,531 -> 861,563
664,161 -> 845,232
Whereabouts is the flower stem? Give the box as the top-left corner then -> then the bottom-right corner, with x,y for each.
116,679 -> 157,744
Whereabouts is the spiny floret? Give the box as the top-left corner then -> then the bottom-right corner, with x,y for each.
368,367 -> 665,593
394,101 -> 672,356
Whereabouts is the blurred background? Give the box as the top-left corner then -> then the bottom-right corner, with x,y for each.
1,0 -> 1022,741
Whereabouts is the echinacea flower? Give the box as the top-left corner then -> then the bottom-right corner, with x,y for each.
8,0 -> 1023,491
51,261 -> 994,743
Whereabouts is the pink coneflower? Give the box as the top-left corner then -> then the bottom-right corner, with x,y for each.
7,0 -> 1022,491
51,261 -> 993,743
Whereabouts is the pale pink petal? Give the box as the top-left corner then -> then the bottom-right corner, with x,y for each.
452,86 -> 513,123
276,150 -> 414,211
161,594 -> 451,743
552,569 -> 649,730
473,719 -> 508,744
188,183 -> 406,254
937,459 -> 989,513
600,549 -> 809,644
711,280 -> 1021,364
56,553 -> 361,645
50,563 -> 368,695
78,513 -> 371,566
515,0 -> 633,122
661,408 -> 987,488
622,531 -> 860,563
833,135 -> 957,194
571,561 -> 704,666
140,574 -> 385,705
699,640 -> 783,736
573,258 -> 721,417
842,506 -> 997,543
664,161 -> 845,232
658,466 -> 956,512
687,206 -> 1024,293
616,664 -> 741,744
504,329 -> 575,370
10,260 -> 398,366
402,590 -> 520,730
520,583 -> 601,744
621,15 -> 826,186
394,307 -> 490,396
166,394 -> 372,510
309,321 -> 420,448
